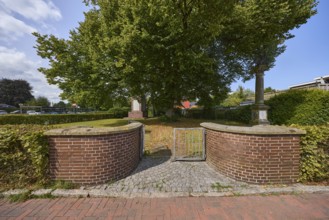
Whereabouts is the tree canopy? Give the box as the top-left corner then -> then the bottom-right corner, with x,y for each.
221,86 -> 254,107
25,96 -> 51,107
0,78 -> 34,107
33,0 -> 317,111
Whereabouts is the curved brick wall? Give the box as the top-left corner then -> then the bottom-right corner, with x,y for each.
45,122 -> 143,185
201,123 -> 305,184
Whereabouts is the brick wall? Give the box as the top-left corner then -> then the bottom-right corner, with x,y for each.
201,123 -> 305,184
46,123 -> 143,185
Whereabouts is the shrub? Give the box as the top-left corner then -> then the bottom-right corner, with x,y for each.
159,114 -> 179,122
0,113 -> 121,125
293,124 -> 329,182
108,106 -> 130,118
185,108 -> 204,119
0,125 -> 51,189
266,89 -> 329,125
215,106 -> 252,124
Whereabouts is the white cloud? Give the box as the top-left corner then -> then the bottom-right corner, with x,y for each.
0,46 -> 62,102
0,11 -> 36,41
0,0 -> 62,43
0,0 -> 62,22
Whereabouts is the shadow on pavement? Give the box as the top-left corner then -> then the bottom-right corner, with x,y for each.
132,146 -> 172,175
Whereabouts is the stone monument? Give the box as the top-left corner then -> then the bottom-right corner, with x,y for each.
251,71 -> 270,125
128,99 -> 144,118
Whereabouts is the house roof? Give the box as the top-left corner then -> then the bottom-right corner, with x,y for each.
289,75 -> 329,88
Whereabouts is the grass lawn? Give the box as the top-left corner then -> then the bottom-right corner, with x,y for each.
57,117 -> 242,154
57,118 -> 129,127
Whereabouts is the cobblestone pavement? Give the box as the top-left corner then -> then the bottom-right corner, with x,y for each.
86,156 -> 248,197
2,155 -> 329,198
1,193 -> 329,219
68,155 -> 328,198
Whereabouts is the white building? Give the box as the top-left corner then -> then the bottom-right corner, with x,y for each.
289,75 -> 329,91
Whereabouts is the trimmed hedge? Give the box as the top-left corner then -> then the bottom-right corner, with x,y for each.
294,124 -> 329,182
266,89 -> 329,125
108,106 -> 130,118
185,106 -> 251,124
0,113 -> 121,125
0,125 -> 51,189
215,106 -> 252,124
206,89 -> 329,126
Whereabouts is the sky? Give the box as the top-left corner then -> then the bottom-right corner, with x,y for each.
0,0 -> 328,103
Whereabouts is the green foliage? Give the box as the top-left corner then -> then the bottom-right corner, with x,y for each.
32,1 -> 239,111
266,89 -> 329,125
0,125 -> 51,189
7,191 -> 55,203
0,78 -> 34,107
47,180 -> 77,190
159,115 -> 179,123
8,191 -> 32,203
0,113 -> 122,125
25,96 -> 51,107
52,101 -> 69,108
293,124 -> 329,182
211,182 -> 232,191
264,87 -> 276,93
220,0 -> 317,77
221,86 -> 254,107
33,1 -> 316,111
108,106 -> 130,118
216,106 -> 252,124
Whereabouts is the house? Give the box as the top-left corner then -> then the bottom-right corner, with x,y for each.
289,75 -> 329,91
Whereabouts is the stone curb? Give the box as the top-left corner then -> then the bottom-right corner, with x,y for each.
1,185 -> 329,199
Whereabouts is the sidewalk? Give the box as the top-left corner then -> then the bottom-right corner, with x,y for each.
1,193 -> 328,219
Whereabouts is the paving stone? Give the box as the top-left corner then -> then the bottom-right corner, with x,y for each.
31,189 -> 53,196
51,189 -> 89,197
2,189 -> 29,197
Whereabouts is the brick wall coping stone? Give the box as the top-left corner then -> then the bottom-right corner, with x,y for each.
45,122 -> 143,136
200,122 -> 305,135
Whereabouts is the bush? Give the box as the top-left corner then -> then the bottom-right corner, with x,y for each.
266,89 -> 329,125
0,113 -> 122,125
215,106 -> 251,124
185,108 -> 204,119
159,114 -> 179,122
0,125 -> 51,189
108,106 -> 130,118
293,124 -> 329,182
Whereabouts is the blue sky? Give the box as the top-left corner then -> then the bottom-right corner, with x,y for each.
0,0 -> 328,103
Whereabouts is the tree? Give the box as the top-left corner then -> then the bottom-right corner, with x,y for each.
0,78 -> 34,107
219,0 -> 317,123
220,0 -> 317,99
264,87 -> 276,93
25,96 -> 51,107
34,0 -> 238,112
33,0 -> 317,113
220,0 -> 317,78
221,86 -> 255,107
53,101 -> 69,108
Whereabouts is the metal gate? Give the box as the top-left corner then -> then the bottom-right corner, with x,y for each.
173,128 -> 205,161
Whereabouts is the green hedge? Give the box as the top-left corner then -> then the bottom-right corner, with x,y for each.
108,106 -> 130,118
266,89 -> 329,125
215,106 -> 251,124
207,89 -> 329,126
293,124 -> 329,182
0,113 -> 120,125
0,125 -> 51,189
